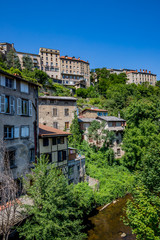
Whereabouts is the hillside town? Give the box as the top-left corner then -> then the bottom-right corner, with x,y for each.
0,41 -> 160,240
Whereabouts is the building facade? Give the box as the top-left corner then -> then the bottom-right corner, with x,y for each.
60,56 -> 90,87
0,69 -> 39,180
39,124 -> 71,178
78,110 -> 126,158
39,96 -> 77,131
68,147 -> 85,184
107,68 -> 157,85
0,42 -> 90,87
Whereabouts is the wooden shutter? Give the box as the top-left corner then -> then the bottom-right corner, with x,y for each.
17,98 -> 22,115
10,96 -> 15,115
0,75 -> 5,86
14,127 -> 19,138
29,100 -> 32,116
1,94 -> 5,113
13,79 -> 16,90
20,82 -> 29,93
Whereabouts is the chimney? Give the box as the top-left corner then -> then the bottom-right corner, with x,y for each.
146,70 -> 147,73
140,69 -> 141,72
149,71 -> 151,74
136,69 -> 138,73
78,57 -> 80,60
143,69 -> 144,72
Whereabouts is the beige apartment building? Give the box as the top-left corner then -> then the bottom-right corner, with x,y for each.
16,51 -> 41,70
39,96 -> 77,131
39,47 -> 61,79
60,56 -> 90,87
0,42 -> 90,87
107,68 -> 157,86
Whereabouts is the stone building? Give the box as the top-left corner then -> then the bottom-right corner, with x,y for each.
0,69 -> 39,180
68,147 -> 85,184
78,112 -> 126,158
107,68 -> 157,85
79,108 -> 108,118
60,56 -> 90,87
39,96 -> 77,131
39,123 -> 71,178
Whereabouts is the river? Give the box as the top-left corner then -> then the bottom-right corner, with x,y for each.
87,194 -> 136,240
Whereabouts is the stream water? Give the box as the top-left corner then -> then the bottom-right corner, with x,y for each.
87,194 -> 136,240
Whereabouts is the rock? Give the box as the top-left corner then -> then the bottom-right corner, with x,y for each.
121,232 -> 126,238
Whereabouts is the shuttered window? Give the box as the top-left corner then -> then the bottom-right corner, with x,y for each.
29,100 -> 32,116
20,82 -> 29,93
14,127 -> 20,138
0,95 -> 15,114
0,75 -> 5,86
17,98 -> 22,115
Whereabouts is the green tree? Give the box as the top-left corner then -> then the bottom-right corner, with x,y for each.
18,157 -> 87,240
6,49 -> 21,70
69,112 -> 82,148
124,187 -> 160,240
22,55 -> 33,71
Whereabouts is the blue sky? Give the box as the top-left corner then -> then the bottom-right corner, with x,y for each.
1,0 -> 160,78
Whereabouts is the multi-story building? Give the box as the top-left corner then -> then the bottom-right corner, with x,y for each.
39,123 -> 71,178
68,147 -> 85,184
0,69 -> 39,182
60,56 -> 90,87
39,124 -> 85,183
39,47 -> 61,79
39,96 -> 77,131
107,68 -> 157,86
78,109 -> 126,158
16,51 -> 41,70
0,42 -> 90,87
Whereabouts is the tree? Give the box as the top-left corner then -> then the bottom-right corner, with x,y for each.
18,157 -> 87,240
122,119 -> 160,170
124,187 -> 160,240
140,142 -> 160,194
69,112 -> 82,148
6,49 -> 21,70
88,120 -> 115,150
22,55 -> 33,71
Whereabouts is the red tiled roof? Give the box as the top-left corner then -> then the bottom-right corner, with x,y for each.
60,56 -> 89,64
81,108 -> 108,113
39,124 -> 71,137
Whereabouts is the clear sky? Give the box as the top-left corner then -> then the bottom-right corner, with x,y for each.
1,0 -> 160,79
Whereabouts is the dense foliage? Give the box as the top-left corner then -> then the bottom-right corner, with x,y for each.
18,157 -> 95,240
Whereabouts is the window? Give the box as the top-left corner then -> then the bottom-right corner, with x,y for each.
112,122 -> 116,127
4,126 -> 14,139
53,108 -> 57,116
58,150 -> 67,162
52,138 -> 57,145
22,99 -> 28,115
21,126 -> 29,138
0,95 -> 15,114
65,122 -> 69,129
43,138 -> 49,146
57,137 -> 64,144
64,108 -> 69,116
14,127 -> 20,138
46,57 -> 48,60
5,77 -> 14,89
20,82 -> 29,93
117,149 -> 121,156
30,148 -> 35,163
53,122 -> 58,129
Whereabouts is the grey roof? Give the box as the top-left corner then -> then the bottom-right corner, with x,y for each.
97,116 -> 126,122
39,96 -> 77,101
78,118 -> 99,123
